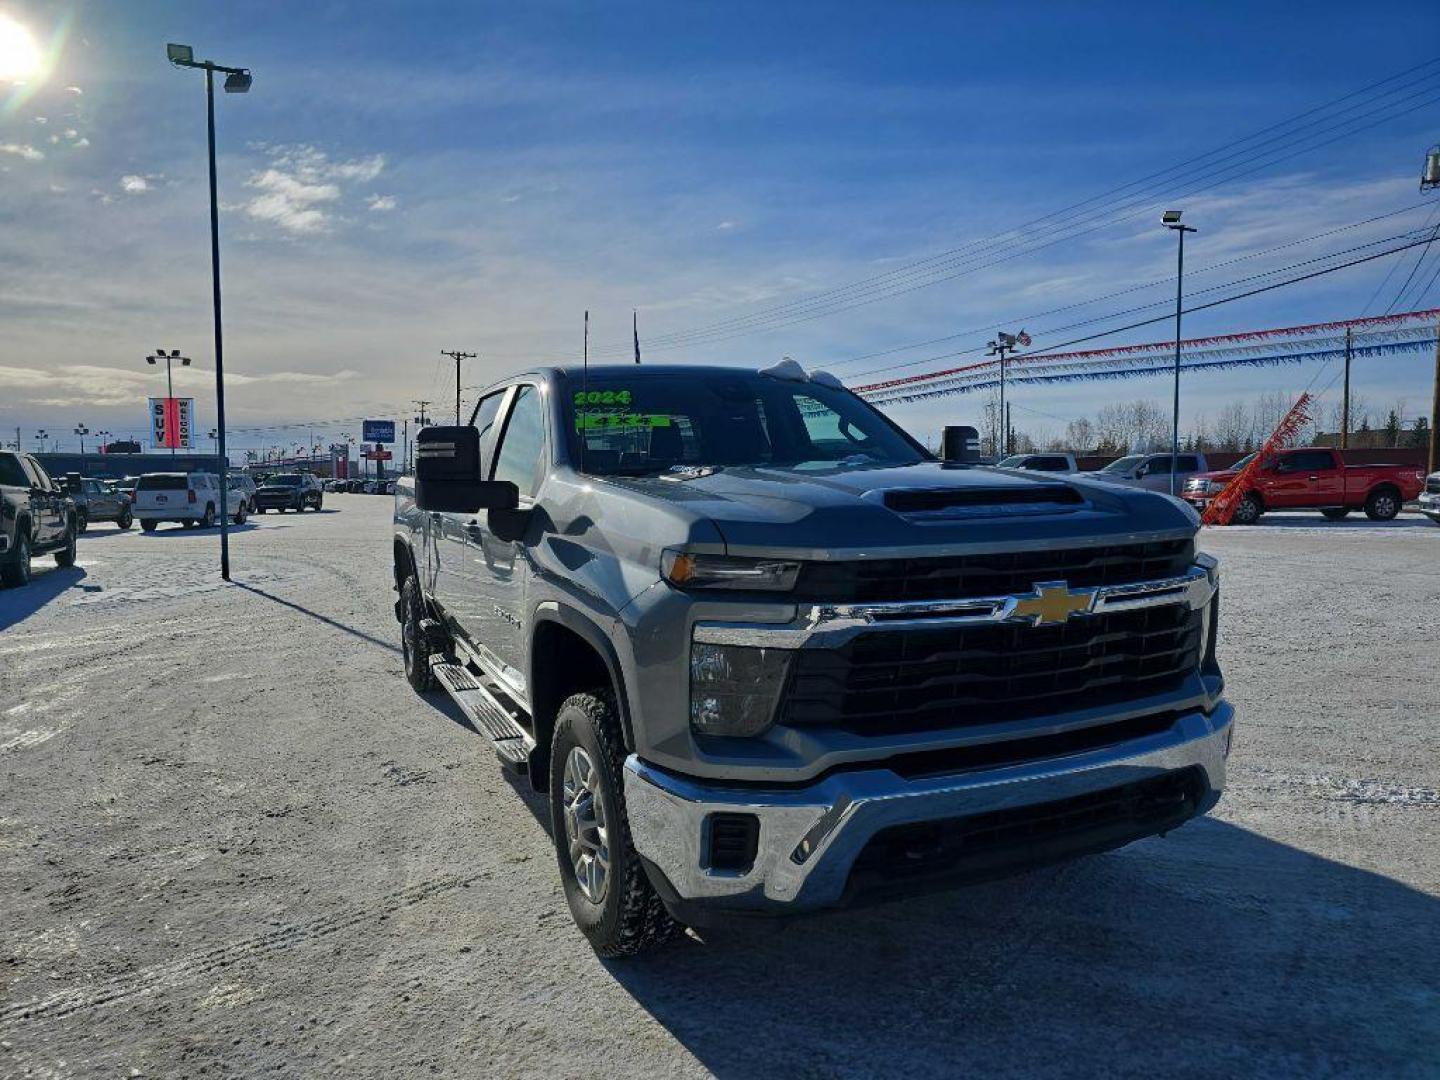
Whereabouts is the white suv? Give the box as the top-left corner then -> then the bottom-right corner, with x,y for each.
133,472 -> 248,532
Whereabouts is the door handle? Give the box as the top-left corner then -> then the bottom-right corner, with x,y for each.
1308,475 -> 1318,481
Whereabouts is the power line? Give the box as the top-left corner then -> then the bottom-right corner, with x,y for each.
574,60 -> 1440,358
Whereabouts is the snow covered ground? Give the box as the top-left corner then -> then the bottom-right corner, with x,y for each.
1,498 -> 1437,1077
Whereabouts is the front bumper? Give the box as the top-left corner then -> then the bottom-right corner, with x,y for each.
254,493 -> 302,509
1420,493 -> 1440,520
624,701 -> 1234,915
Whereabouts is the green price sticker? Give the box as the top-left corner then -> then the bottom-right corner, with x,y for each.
575,412 -> 673,432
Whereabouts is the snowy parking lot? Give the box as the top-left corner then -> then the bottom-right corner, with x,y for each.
1,495 -> 1437,1078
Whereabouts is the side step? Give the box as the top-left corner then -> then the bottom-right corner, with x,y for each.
431,661 -> 533,771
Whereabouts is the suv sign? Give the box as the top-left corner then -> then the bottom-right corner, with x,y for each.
363,419 -> 396,444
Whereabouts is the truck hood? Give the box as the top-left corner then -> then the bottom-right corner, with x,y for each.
606,461 -> 1196,559
1188,469 -> 1239,485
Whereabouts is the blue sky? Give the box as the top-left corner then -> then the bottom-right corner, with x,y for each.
1,0 -> 1438,454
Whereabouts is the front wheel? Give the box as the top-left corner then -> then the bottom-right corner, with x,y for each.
1365,488 -> 1400,521
1231,494 -> 1263,525
117,510 -> 132,530
549,692 -> 683,958
1321,508 -> 1350,521
140,519 -> 158,533
233,503 -> 248,525
76,509 -> 88,534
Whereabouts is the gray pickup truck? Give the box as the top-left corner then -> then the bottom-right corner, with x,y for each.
392,363 -> 1233,956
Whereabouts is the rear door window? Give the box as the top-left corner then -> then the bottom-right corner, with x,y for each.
0,454 -> 29,487
491,385 -> 547,498
138,474 -> 188,490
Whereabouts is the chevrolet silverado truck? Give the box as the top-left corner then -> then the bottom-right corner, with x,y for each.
1182,446 -> 1424,524
0,450 -> 78,588
393,363 -> 1233,956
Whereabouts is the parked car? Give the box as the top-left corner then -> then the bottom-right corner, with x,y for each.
133,472 -> 248,531
993,452 -> 1077,473
227,473 -> 258,514
1419,471 -> 1440,525
324,479 -> 346,492
1082,452 -> 1210,493
0,450 -> 77,586
115,475 -> 140,502
392,363 -> 1231,955
61,474 -> 133,531
253,472 -> 324,513
1183,447 -> 1425,523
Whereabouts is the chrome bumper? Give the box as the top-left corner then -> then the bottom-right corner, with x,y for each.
624,702 -> 1234,913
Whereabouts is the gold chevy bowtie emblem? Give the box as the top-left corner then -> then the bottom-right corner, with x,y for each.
1009,581 -> 1097,626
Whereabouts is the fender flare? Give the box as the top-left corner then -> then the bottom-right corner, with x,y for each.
530,602 -> 636,751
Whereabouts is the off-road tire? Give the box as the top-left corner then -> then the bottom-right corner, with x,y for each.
141,519 -> 158,533
1,527 -> 30,587
400,575 -> 438,693
1321,508 -> 1350,521
54,522 -> 76,568
1364,487 -> 1400,521
549,691 -> 683,958
1232,493 -> 1263,525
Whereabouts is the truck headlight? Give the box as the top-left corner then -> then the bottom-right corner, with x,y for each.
689,643 -> 792,737
663,550 -> 801,592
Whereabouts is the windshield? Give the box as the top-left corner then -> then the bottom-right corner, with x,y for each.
268,474 -> 303,486
1101,455 -> 1143,474
1229,452 -> 1257,472
562,371 -> 927,476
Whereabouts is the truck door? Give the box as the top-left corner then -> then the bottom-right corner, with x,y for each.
468,382 -> 548,702
1267,449 -> 1340,507
430,388 -> 510,638
21,456 -> 63,545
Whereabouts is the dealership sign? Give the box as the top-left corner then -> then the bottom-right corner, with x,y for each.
149,397 -> 195,449
362,419 -> 396,444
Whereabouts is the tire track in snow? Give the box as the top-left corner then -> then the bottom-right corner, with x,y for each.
0,873 -> 483,1025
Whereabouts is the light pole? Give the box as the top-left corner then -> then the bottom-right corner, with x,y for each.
1162,210 -> 1197,496
96,430 -> 111,456
74,424 -> 90,470
146,348 -> 191,457
35,429 -> 49,454
986,330 -> 1029,457
167,42 -> 250,582
209,428 -> 219,457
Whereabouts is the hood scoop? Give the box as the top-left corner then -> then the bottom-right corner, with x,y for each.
883,484 -> 1084,518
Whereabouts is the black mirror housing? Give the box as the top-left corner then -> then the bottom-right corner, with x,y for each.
414,426 -> 520,513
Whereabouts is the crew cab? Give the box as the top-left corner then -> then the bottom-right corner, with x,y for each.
1183,447 -> 1424,524
0,451 -> 77,587
393,363 -> 1233,956
1083,452 -> 1209,493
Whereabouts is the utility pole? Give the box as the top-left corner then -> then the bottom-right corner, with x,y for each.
1429,317 -> 1440,474
1162,210 -> 1197,496
1341,327 -> 1353,450
440,350 -> 476,425
1005,402 -> 1013,457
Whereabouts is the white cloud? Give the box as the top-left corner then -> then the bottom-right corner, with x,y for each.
72,137 -> 89,148
119,175 -> 149,194
0,143 -> 44,162
716,220 -> 736,231
242,145 -> 388,235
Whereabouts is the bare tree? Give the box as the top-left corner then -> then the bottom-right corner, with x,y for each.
1065,416 -> 1094,452
1211,401 -> 1252,451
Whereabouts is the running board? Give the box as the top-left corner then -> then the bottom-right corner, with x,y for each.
431,660 -> 533,771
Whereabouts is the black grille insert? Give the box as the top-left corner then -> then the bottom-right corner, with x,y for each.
846,767 -> 1204,898
795,538 -> 1194,603
780,603 -> 1202,735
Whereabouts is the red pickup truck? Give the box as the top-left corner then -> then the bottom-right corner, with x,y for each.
1182,447 -> 1424,524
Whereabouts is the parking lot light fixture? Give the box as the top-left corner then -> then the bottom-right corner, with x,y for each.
1162,211 -> 1198,496
146,349 -> 191,458
166,44 -> 251,581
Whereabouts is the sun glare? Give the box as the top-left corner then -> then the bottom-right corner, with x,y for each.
0,13 -> 44,83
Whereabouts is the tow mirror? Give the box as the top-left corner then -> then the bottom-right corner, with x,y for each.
941,425 -> 981,464
414,426 -> 519,513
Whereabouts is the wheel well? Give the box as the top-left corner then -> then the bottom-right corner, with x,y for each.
1368,482 -> 1401,501
394,537 -> 416,587
1244,490 -> 1265,509
529,619 -> 623,792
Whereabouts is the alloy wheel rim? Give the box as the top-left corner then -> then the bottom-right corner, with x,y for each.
561,746 -> 610,903
1375,496 -> 1396,517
